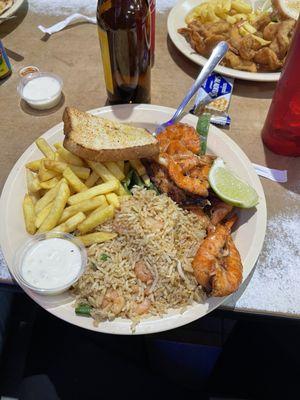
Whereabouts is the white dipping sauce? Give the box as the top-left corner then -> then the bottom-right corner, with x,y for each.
21,238 -> 82,290
22,76 -> 62,110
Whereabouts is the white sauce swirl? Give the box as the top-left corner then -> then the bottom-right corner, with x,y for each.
21,238 -> 82,290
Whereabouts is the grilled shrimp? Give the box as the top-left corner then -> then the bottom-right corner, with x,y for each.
210,201 -> 233,225
210,235 -> 242,296
168,159 -> 209,197
134,261 -> 153,284
157,123 -> 200,154
134,299 -> 151,315
192,215 -> 243,297
192,221 -> 229,289
101,289 -> 125,315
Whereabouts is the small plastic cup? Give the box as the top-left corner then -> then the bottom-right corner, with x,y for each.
13,232 -> 87,296
17,71 -> 63,110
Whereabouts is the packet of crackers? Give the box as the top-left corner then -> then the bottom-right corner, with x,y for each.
191,73 -> 234,126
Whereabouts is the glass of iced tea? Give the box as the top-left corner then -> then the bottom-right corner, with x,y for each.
261,17 -> 300,156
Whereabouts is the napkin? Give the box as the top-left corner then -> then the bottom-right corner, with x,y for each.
38,13 -> 97,35
252,163 -> 287,183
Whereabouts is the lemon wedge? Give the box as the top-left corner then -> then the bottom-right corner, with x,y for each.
208,158 -> 259,208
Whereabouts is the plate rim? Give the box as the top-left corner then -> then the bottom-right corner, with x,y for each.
167,0 -> 281,82
0,0 -> 25,20
0,103 -> 267,335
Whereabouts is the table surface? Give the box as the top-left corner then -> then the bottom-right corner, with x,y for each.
1,0 -> 300,319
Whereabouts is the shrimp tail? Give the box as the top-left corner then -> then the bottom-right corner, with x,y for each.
224,214 -> 238,231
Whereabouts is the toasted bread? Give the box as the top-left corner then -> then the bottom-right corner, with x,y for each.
63,107 -> 159,162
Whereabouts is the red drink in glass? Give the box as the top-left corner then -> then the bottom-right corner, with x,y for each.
261,17 -> 300,156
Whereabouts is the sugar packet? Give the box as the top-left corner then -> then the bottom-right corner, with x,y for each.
191,73 -> 234,126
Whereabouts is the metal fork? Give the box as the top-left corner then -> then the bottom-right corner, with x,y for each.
154,41 -> 229,136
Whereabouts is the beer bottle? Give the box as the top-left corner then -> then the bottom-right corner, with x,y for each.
0,41 -> 12,80
97,0 -> 151,104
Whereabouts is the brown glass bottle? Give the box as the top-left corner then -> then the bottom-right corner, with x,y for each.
97,0 -> 151,104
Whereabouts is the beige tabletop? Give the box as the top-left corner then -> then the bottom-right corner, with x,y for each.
1,0 -> 300,317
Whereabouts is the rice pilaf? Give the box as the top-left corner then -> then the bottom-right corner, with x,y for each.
73,187 -> 207,328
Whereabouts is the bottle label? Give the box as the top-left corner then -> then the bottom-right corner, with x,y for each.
98,27 -> 114,94
0,41 -> 12,79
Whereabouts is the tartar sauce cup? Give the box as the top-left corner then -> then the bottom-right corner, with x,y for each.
14,232 -> 87,296
17,71 -> 63,110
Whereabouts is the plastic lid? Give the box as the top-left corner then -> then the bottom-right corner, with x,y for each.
19,66 -> 40,77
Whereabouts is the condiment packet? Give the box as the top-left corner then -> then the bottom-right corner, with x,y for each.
191,73 -> 234,126
38,13 -> 97,36
252,163 -> 288,183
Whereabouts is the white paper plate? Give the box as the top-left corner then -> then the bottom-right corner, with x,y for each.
167,0 -> 281,82
0,104 -> 267,335
0,0 -> 24,21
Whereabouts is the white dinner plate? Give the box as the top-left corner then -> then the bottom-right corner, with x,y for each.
167,0 -> 281,82
0,104 -> 267,335
0,0 -> 24,21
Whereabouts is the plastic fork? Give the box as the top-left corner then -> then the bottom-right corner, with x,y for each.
154,41 -> 229,136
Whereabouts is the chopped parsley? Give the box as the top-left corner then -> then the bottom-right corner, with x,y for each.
100,253 -> 110,261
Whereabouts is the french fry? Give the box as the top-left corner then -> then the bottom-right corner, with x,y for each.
129,159 -> 147,176
115,184 -> 127,196
59,195 -> 107,223
35,202 -> 53,228
116,160 -> 124,172
40,177 -> 60,190
77,205 -> 114,234
243,21 -> 256,33
231,0 -> 252,13
44,159 -> 67,173
38,160 -> 60,182
44,159 -> 90,180
52,212 -> 86,233
77,232 -> 117,246
35,138 -> 55,160
23,194 -> 36,235
67,180 -> 119,205
226,14 -> 236,23
70,165 -> 90,180
35,179 -> 64,214
85,170 -> 99,188
38,181 -> 70,233
106,193 -> 120,209
54,143 -> 84,166
222,0 -> 232,12
26,159 -> 44,172
63,167 -> 88,193
26,170 -> 41,193
30,192 -> 40,205
87,161 -> 119,184
104,161 -> 125,181
252,34 -> 271,45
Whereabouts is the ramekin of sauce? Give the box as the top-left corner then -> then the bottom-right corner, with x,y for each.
14,232 -> 87,295
17,72 -> 63,110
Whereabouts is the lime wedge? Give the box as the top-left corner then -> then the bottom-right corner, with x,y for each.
208,158 -> 259,208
